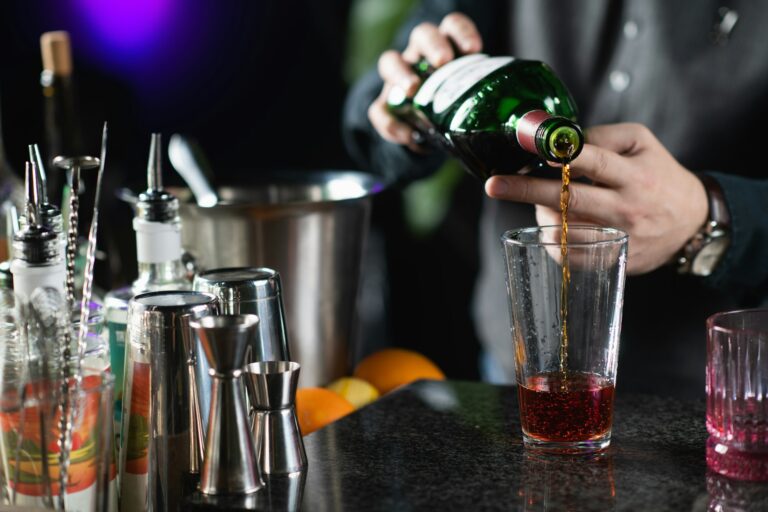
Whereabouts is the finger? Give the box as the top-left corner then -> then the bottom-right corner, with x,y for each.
439,13 -> 483,53
534,204 -> 560,226
378,50 -> 421,96
568,144 -> 630,188
368,91 -> 414,145
535,204 -> 598,226
585,123 -> 653,156
404,22 -> 454,66
485,175 -> 625,225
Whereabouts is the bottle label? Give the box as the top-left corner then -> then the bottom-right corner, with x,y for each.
120,322 -> 151,508
432,56 -> 514,114
414,54 -> 486,108
106,319 -> 127,430
119,360 -> 150,510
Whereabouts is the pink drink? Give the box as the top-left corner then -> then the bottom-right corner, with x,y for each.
706,309 -> 768,481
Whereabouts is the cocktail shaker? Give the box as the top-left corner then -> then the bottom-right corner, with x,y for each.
190,314 -> 263,496
193,267 -> 291,362
245,361 -> 307,476
119,290 -> 218,512
193,267 -> 291,435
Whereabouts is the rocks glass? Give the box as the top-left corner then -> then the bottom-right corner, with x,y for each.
706,308 -> 768,481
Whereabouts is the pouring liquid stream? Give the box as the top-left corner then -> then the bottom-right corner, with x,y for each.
559,156 -> 574,388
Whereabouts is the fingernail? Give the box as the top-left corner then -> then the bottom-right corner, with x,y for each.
486,177 -> 508,196
460,40 -> 476,53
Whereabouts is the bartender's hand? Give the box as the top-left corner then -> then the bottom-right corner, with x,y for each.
368,13 -> 483,149
485,123 -> 709,275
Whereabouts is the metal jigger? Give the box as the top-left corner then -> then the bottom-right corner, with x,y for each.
191,314 -> 264,496
245,361 -> 307,476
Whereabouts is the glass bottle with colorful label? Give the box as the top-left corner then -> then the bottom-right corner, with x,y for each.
104,133 -> 190,433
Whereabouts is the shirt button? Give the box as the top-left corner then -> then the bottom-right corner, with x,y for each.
623,20 -> 639,40
610,70 -> 631,92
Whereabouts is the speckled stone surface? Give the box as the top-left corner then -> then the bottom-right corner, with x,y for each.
298,380 -> 768,512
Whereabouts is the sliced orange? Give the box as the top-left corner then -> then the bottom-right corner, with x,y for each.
296,387 -> 355,436
354,348 -> 445,395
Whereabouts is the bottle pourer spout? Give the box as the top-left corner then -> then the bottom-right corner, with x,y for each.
147,133 -> 162,192
25,161 -> 41,228
28,144 -> 49,204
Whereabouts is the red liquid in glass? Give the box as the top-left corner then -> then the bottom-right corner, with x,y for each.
518,372 -> 615,442
706,395 -> 768,480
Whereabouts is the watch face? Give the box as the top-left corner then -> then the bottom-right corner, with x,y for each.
691,236 -> 730,276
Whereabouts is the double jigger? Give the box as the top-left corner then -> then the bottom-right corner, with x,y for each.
191,314 -> 307,496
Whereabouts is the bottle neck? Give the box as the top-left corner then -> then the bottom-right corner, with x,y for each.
515,110 -> 584,163
41,73 -> 84,158
133,259 -> 188,293
412,59 -> 435,80
132,218 -> 188,293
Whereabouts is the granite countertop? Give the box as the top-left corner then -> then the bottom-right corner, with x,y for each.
186,379 -> 768,511
299,380 -> 768,512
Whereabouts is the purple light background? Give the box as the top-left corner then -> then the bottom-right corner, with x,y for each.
55,0 -> 215,100
74,0 -> 173,59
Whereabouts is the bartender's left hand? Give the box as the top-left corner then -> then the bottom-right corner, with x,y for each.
485,123 -> 709,275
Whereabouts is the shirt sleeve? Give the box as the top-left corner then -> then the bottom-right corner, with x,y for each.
342,0 -> 491,186
703,171 -> 768,296
342,68 -> 446,186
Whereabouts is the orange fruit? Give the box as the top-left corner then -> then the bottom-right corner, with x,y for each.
296,387 -> 355,436
354,348 -> 445,395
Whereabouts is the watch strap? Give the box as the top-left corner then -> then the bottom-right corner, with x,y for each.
699,174 -> 730,229
677,174 -> 731,275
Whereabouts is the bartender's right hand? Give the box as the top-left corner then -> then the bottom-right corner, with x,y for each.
368,12 -> 483,149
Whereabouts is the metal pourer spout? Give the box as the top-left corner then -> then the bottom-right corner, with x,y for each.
25,144 -> 63,237
137,133 -> 179,223
13,161 -> 59,264
147,132 -> 162,193
28,144 -> 48,204
25,161 -> 41,228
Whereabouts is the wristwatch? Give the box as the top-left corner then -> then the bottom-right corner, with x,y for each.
677,175 -> 731,276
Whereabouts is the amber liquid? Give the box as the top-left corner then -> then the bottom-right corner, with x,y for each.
518,372 -> 615,442
559,162 -> 571,376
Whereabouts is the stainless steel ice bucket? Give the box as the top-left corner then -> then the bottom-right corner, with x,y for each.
175,170 -> 385,387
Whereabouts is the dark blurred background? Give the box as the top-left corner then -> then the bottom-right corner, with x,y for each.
0,0 -> 354,182
0,0 -> 481,379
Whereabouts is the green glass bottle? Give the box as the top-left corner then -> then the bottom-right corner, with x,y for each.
388,54 -> 584,180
